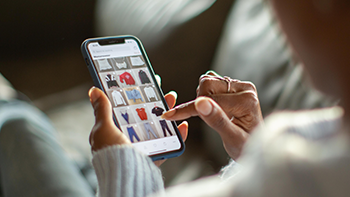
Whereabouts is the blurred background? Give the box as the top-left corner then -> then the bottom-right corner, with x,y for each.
0,0 -> 237,188
0,0 -> 333,191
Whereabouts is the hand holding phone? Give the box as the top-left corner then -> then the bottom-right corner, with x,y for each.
81,35 -> 186,160
88,87 -> 188,166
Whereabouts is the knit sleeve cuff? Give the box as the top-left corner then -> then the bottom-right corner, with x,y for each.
220,159 -> 243,183
92,145 -> 164,197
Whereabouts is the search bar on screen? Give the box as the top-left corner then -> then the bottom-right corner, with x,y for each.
93,46 -> 131,54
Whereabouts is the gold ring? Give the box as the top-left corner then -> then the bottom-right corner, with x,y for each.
223,76 -> 231,93
212,76 -> 232,93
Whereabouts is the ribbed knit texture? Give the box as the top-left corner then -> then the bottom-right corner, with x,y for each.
92,145 -> 164,197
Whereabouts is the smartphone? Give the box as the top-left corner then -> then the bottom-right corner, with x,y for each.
81,35 -> 185,160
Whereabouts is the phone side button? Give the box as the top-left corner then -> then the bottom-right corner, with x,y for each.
85,58 -> 90,66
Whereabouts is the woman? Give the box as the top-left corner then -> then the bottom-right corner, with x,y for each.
89,0 -> 350,196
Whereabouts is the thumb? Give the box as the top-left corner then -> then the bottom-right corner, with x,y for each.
88,87 -> 130,151
89,87 -> 114,125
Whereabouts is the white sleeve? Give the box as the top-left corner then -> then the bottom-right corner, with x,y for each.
145,87 -> 156,99
117,91 -> 126,105
152,88 -> 157,99
144,87 -> 151,100
111,91 -> 118,106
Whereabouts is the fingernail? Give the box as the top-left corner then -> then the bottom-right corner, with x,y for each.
205,70 -> 215,75
155,75 -> 161,86
89,87 -> 99,103
161,108 -> 176,119
195,97 -> 212,116
181,121 -> 189,128
168,91 -> 178,99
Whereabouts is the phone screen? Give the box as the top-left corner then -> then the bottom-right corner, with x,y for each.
84,37 -> 183,158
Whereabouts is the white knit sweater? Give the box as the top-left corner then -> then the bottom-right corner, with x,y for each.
93,107 -> 350,197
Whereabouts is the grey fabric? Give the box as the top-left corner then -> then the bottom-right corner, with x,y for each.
230,107 -> 345,197
0,101 -> 95,197
95,0 -> 216,48
212,0 -> 335,116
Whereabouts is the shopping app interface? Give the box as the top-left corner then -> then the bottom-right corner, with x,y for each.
88,39 -> 181,155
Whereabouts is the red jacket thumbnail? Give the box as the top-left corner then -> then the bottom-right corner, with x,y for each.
119,72 -> 135,85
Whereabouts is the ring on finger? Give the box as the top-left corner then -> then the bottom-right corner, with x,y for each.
212,75 -> 233,93
223,76 -> 232,93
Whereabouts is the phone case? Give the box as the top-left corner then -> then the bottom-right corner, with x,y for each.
81,35 -> 185,161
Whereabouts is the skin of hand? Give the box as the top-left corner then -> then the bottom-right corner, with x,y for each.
88,86 -> 188,167
162,71 -> 263,160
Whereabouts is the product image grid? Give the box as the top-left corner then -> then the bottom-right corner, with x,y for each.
115,101 -> 175,143
94,56 -> 175,143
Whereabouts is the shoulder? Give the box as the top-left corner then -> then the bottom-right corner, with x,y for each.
246,107 -> 343,162
231,107 -> 350,196
240,107 -> 343,157
249,107 -> 344,152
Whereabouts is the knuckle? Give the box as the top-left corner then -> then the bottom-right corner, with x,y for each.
248,82 -> 257,92
242,81 -> 257,92
244,90 -> 258,100
250,93 -> 260,107
198,78 -> 215,95
240,91 -> 260,110
199,74 -> 208,81
199,77 -> 211,86
198,74 -> 212,85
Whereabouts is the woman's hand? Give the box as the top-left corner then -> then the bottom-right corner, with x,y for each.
89,87 -> 131,151
88,87 -> 188,166
162,71 -> 263,160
